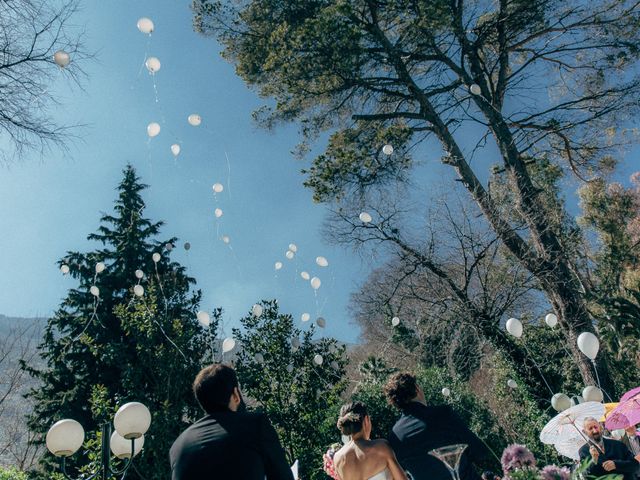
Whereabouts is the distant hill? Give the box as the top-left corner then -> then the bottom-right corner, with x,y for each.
0,315 -> 47,469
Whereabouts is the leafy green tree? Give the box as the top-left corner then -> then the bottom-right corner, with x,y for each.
232,300 -> 347,480
193,0 -> 640,394
23,166 -> 211,479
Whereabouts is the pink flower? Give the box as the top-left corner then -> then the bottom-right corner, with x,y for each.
501,444 -> 537,474
540,465 -> 571,480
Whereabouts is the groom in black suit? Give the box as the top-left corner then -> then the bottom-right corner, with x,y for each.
384,373 -> 488,480
169,364 -> 294,480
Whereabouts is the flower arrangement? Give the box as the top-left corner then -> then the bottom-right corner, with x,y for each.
499,444 -> 574,480
323,443 -> 342,480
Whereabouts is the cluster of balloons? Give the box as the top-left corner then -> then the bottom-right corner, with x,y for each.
551,385 -> 604,412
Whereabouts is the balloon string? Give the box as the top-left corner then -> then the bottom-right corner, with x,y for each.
143,304 -> 188,362
224,151 -> 232,200
591,360 -> 612,402
522,342 -> 554,395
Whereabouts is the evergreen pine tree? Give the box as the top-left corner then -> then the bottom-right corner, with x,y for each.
23,165 -> 214,479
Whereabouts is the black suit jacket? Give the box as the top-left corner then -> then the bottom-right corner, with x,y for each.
169,410 -> 294,480
579,438 -> 638,480
388,403 -> 488,480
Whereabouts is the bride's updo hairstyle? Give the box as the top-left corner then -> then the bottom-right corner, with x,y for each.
336,401 -> 368,435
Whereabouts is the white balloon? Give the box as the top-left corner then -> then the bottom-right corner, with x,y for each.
60,264 -> 70,274
577,332 -> 599,360
330,361 -> 339,370
145,57 -> 161,74
316,317 -> 326,328
222,236 -> 230,244
442,388 -> 451,397
214,208 -> 223,218
147,122 -> 161,137
570,395 -> 584,407
359,212 -> 372,223
90,286 -> 100,297
133,285 -> 144,297
545,313 -> 558,328
582,386 -> 604,403
313,354 -> 323,365
286,364 -> 294,373
184,242 -> 191,251
391,316 -> 400,327
135,269 -> 144,279
222,337 -> 235,353
254,353 -> 264,363
310,277 -> 321,290
551,393 -> 572,412
136,17 -> 154,34
95,262 -> 106,274
301,271 -> 310,280
285,250 -> 294,260
274,262 -> 283,270
171,144 -> 181,156
301,313 -> 310,322
382,144 -> 394,155
252,304 -> 263,317
188,114 -> 201,126
469,84 -> 481,95
289,244 -> 298,252
53,50 -> 70,68
152,252 -> 161,263
212,183 -> 224,193
507,379 -> 517,389
316,256 -> 329,267
197,311 -> 210,327
291,337 -> 301,349
506,318 -> 523,338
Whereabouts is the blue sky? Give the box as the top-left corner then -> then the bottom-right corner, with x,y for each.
0,1 -> 373,343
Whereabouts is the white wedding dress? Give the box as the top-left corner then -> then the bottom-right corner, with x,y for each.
368,469 -> 392,480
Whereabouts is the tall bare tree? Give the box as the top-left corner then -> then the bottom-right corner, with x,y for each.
193,0 -> 640,393
0,0 -> 86,163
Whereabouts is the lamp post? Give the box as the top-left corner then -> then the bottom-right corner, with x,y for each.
46,402 -> 151,480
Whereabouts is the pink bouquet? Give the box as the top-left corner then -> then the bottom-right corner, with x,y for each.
322,443 -> 342,480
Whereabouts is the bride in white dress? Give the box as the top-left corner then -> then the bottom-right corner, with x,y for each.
332,402 -> 408,480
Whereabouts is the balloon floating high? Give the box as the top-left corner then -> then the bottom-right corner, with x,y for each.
582,386 -> 603,403
301,271 -> 310,280
90,286 -> 100,297
551,393 -> 572,412
469,84 -> 482,95
316,256 -> 329,267
147,122 -> 161,137
545,313 -> 558,328
222,337 -> 235,353
252,304 -> 263,317
285,250 -> 294,260
197,311 -> 210,327
95,262 -> 106,273
291,337 -> 301,349
184,242 -> 191,251
506,317 -> 523,338
152,252 -> 161,263
53,50 -> 70,68
391,316 -> 400,327
135,269 -> 144,279
187,114 -> 201,126
310,277 -> 321,289
382,144 -> 394,155
316,317 -> 326,328
274,262 -> 283,270
289,244 -> 298,253
577,332 -> 599,360
60,264 -> 70,274
171,144 -> 181,156
301,313 -> 310,322
136,17 -> 154,34
133,285 -> 144,297
214,208 -> 223,218
254,353 -> 264,363
442,388 -> 451,397
212,183 -> 224,193
145,57 -> 161,74
165,243 -> 173,251
313,354 -> 323,365
286,364 -> 294,373
359,212 -> 372,223
222,236 -> 230,244
507,379 -> 517,389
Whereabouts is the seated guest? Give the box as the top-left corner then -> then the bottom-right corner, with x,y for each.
169,364 -> 294,480
579,417 -> 638,480
621,424 -> 640,478
384,373 -> 489,480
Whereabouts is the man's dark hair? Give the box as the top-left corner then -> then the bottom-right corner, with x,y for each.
383,372 -> 418,409
193,364 -> 239,414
